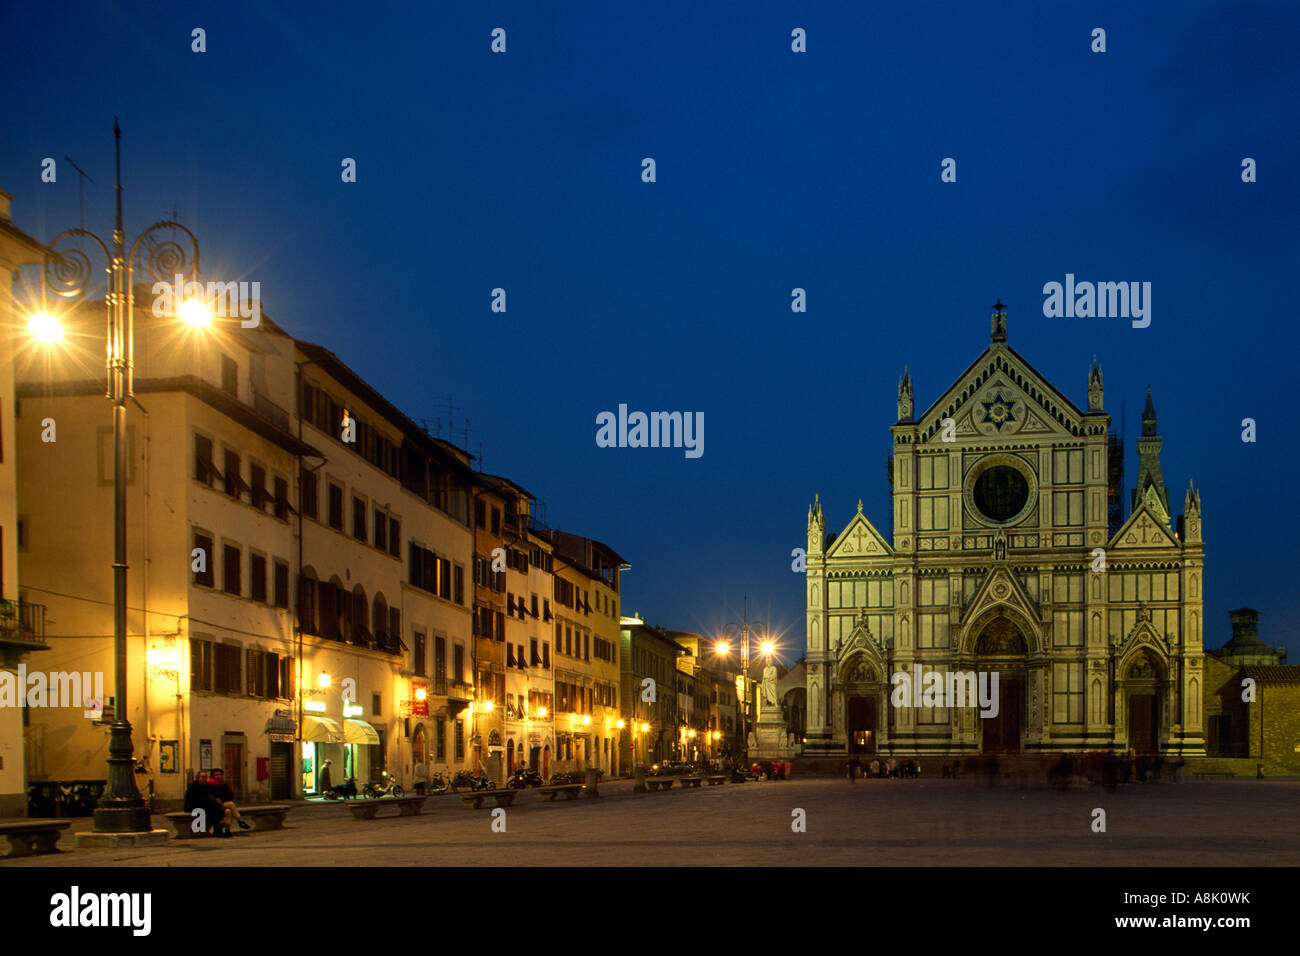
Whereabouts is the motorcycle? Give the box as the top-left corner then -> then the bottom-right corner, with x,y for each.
324,778 -> 358,800
451,770 -> 493,792
506,766 -> 543,789
363,770 -> 405,799
427,770 -> 452,794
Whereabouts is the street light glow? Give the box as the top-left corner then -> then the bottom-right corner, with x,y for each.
761,641 -> 775,656
28,312 -> 64,343
179,296 -> 212,328
318,673 -> 331,689
715,642 -> 729,656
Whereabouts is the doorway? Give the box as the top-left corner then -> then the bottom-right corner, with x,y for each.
981,677 -> 1021,754
848,696 -> 877,755
222,739 -> 245,799
1128,694 -> 1158,752
269,741 -> 292,800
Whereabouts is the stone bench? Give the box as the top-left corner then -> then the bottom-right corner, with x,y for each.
345,796 -> 427,820
537,784 -> 583,801
646,778 -> 675,791
678,776 -> 704,788
165,804 -> 292,837
0,819 -> 72,857
458,789 -> 517,809
705,775 -> 727,786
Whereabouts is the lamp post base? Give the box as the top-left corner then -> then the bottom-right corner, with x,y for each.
91,719 -> 151,833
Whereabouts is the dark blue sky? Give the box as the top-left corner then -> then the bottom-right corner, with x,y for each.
4,1 -> 1297,659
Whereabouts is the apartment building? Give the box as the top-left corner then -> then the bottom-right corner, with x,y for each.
481,475 -> 555,777
0,192 -> 50,816
619,617 -> 681,767
16,290 -> 308,805
551,532 -> 625,776
295,342 -> 476,793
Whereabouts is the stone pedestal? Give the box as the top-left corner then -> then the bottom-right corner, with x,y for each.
75,829 -> 169,849
749,721 -> 795,760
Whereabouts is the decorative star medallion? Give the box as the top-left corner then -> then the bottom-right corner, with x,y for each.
980,391 -> 1017,431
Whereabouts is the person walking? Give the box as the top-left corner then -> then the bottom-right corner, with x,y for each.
318,759 -> 333,796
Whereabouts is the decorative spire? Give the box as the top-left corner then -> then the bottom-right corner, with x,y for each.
897,365 -> 914,422
1088,355 -> 1104,412
1132,386 -> 1169,521
807,494 -> 826,554
857,498 -> 863,514
990,299 -> 1008,342
1141,384 -> 1158,436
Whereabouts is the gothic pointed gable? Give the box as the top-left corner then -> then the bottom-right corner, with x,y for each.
1115,614 -> 1172,666
913,345 -> 1093,445
960,565 -> 1041,634
1109,498 -> 1179,551
826,509 -> 893,559
835,610 -> 885,672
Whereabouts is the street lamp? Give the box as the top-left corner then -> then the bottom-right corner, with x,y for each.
713,596 -> 772,764
36,120 -> 204,836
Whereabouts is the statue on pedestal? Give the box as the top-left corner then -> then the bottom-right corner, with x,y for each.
761,662 -> 779,719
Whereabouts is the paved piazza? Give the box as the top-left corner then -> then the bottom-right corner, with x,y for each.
7,778 -> 1299,867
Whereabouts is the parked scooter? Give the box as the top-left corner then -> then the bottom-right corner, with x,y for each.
451,769 -> 493,792
427,770 -> 452,794
324,778 -> 358,800
363,770 -> 405,799
506,766 -> 543,789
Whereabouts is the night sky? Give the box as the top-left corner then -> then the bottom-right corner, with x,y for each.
4,2 -> 1297,661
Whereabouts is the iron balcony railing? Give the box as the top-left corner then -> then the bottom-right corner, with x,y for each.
0,600 -> 47,648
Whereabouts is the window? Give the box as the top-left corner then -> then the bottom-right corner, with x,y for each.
194,435 -> 220,487
301,468 -> 318,519
435,717 -> 446,760
374,508 -> 387,551
531,594 -> 539,618
388,517 -> 400,557
1053,490 -> 1084,527
1053,662 -> 1084,723
247,649 -> 265,697
273,476 -> 293,520
453,644 -> 465,683
454,720 -> 464,760
221,354 -> 238,395
530,639 -> 538,666
250,464 -> 269,511
223,544 -> 241,595
372,692 -> 382,717
434,637 -> 447,693
413,630 -> 426,676
584,633 -> 590,661
273,561 -> 290,608
507,644 -> 515,668
353,496 -> 367,540
327,482 -> 344,530
454,565 -> 465,605
475,499 -> 486,528
490,507 -> 501,535
224,450 -> 248,499
250,553 -> 268,603
214,642 -> 242,695
190,638 -> 213,691
542,642 -> 550,668
193,532 -> 214,588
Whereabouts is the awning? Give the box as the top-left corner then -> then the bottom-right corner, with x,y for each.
303,716 -> 345,743
344,718 -> 380,745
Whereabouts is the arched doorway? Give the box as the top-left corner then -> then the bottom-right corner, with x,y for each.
542,744 -> 551,779
506,739 -> 515,773
1124,652 -> 1163,753
842,656 -> 880,755
975,617 -> 1026,754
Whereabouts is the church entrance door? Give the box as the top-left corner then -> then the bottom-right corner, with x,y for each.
848,696 -> 877,755
1128,695 -> 1158,752
981,677 -> 1021,754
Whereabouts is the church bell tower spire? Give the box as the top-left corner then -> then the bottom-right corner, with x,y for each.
897,366 -> 914,422
1132,385 -> 1170,522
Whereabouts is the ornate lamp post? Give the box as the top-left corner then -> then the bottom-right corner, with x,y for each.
35,120 -> 204,835
713,597 -> 771,764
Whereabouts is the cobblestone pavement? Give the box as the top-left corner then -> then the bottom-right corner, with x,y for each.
7,778 -> 1299,867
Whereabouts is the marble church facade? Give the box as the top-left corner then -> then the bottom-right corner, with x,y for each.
803,305 -> 1207,758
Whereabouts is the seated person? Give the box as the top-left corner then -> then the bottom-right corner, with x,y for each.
208,768 -> 250,832
183,770 -> 224,834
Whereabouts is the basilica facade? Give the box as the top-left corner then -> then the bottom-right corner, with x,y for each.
803,304 -> 1207,758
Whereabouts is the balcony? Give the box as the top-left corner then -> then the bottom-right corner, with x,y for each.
0,600 -> 46,650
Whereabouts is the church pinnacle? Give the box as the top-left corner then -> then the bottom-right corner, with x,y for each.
1088,355 -> 1104,412
1132,385 -> 1170,522
990,299 -> 1008,343
897,365 -> 914,422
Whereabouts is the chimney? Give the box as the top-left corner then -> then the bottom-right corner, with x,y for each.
0,188 -> 12,222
